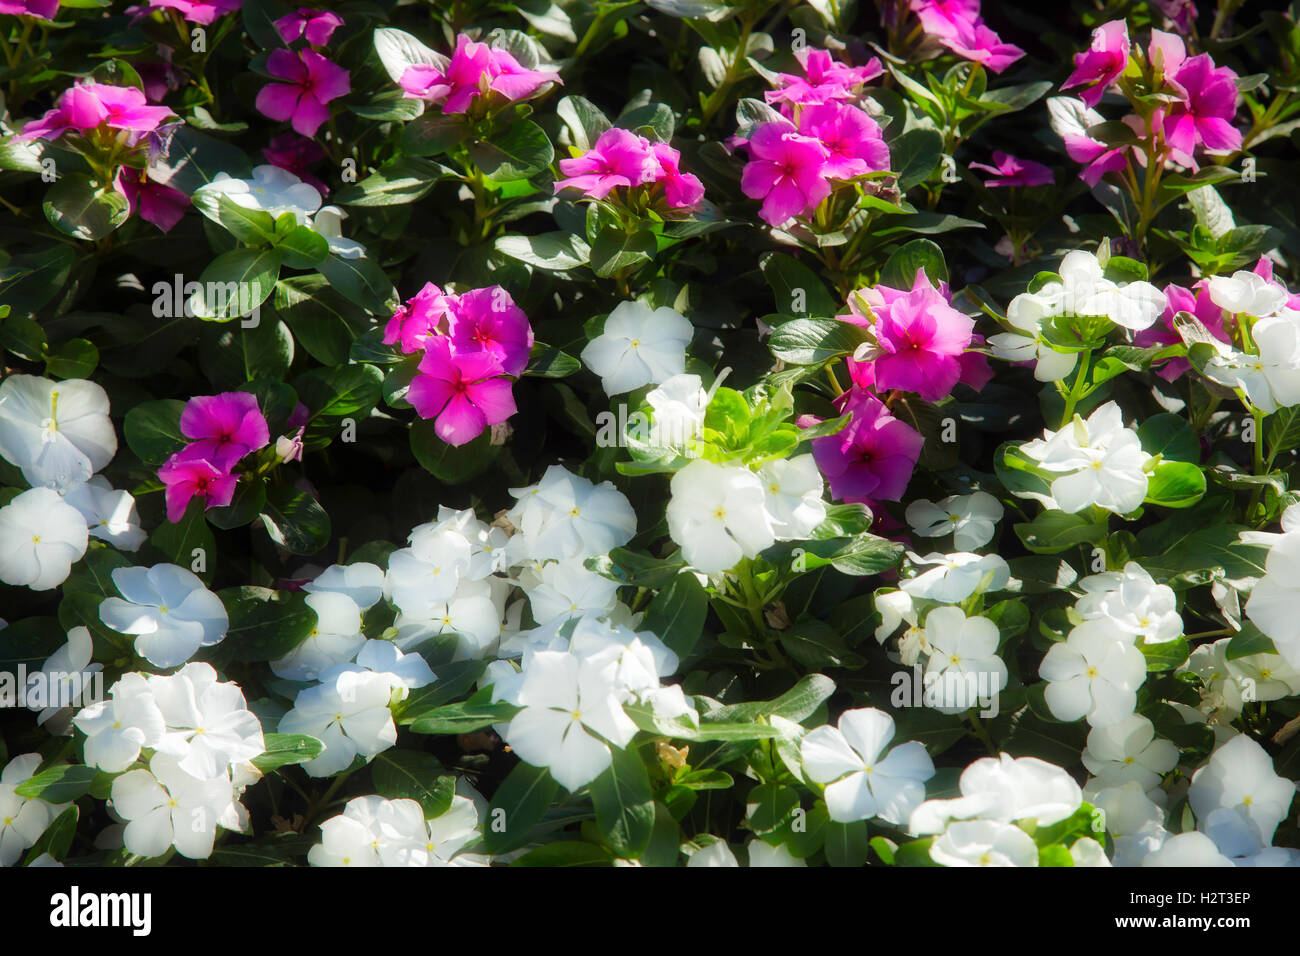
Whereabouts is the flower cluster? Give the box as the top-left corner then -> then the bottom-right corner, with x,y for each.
555,127 -> 704,213
158,392 -> 270,522
398,33 -> 558,115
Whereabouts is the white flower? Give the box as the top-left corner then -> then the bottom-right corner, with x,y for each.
1207,269 -> 1289,317
1245,530 -> 1300,666
279,670 -> 400,777
0,375 -> 117,491
392,577 -> 503,659
1089,782 -> 1168,867
0,754 -> 65,867
1069,838 -> 1111,867
73,673 -> 166,773
910,753 -> 1082,834
110,753 -> 241,860
920,607 -> 1008,714
899,551 -> 1010,603
307,794 -> 405,867
580,300 -> 693,395
196,165 -> 322,222
506,465 -> 636,564
874,589 -> 918,645
645,373 -> 708,449
360,793 -> 488,868
61,476 -> 145,551
304,561 -> 386,610
988,293 -> 1077,383
1188,734 -> 1296,846
147,663 -> 265,780
271,590 -> 366,681
1074,562 -> 1182,645
0,487 -> 88,591
1141,830 -> 1235,867
25,626 -> 103,727
312,205 -> 366,259
1199,342 -> 1287,413
346,639 -> 436,690
1081,715 -> 1178,791
929,819 -> 1039,867
666,459 -> 775,573
99,564 -> 228,669
503,649 -> 639,791
1038,619 -> 1146,727
758,455 -> 826,541
524,558 -> 620,624
904,491 -> 1002,551
747,839 -> 806,867
386,528 -> 473,611
799,707 -> 934,824
686,838 -> 738,867
1020,402 -> 1151,515
1224,652 -> 1300,708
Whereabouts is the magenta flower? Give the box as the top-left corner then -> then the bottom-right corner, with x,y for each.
446,287 -> 534,377
114,169 -> 190,233
970,151 -> 1054,187
1133,284 -> 1230,382
740,121 -> 831,226
909,0 -> 980,40
262,131 -> 330,194
958,334 -> 995,392
1062,20 -> 1129,109
809,389 -> 923,503
256,48 -> 351,137
158,451 -> 238,523
384,283 -> 451,354
0,0 -> 59,18
798,103 -> 889,180
554,127 -> 659,200
20,82 -> 174,144
765,47 -> 883,106
868,269 -> 975,402
408,337 -> 518,447
1061,111 -> 1134,187
1163,54 -> 1242,164
180,392 -> 271,471
137,56 -> 182,104
1252,256 -> 1300,311
940,19 -> 1024,74
146,0 -> 241,25
1154,0 -> 1196,33
650,142 -> 705,211
274,8 -> 343,45
398,34 -> 556,113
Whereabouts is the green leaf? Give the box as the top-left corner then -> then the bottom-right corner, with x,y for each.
410,422 -> 501,483
642,571 -> 708,659
150,500 -> 216,580
823,819 -> 870,867
123,399 -> 187,466
407,699 -> 518,734
275,225 -> 330,269
315,254 -> 397,315
23,806 -> 78,864
295,363 -> 383,419
251,733 -> 324,773
557,95 -> 612,150
780,618 -> 865,669
468,119 -> 555,181
512,841 -> 615,866
760,253 -> 838,317
332,157 -> 453,206
747,783 -> 799,835
1226,622 -> 1276,660
1140,637 -> 1190,672
401,112 -> 470,157
222,587 -> 319,662
891,127 -> 943,192
43,173 -> 130,241
371,749 -> 456,817
1138,413 -> 1200,463
590,227 -> 657,278
189,247 -> 281,321
496,232 -> 591,271
44,338 -> 98,379
484,760 -> 560,853
191,191 -> 277,243
589,746 -> 655,857
1014,510 -> 1108,554
1266,406 -> 1300,456
259,486 -> 331,555
0,245 -> 75,316
524,344 -> 580,378
768,317 -> 866,365
15,764 -> 99,802
1144,460 -> 1207,509
879,238 -> 948,289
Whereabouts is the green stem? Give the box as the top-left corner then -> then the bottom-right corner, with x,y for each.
1058,349 -> 1092,429
967,713 -> 998,756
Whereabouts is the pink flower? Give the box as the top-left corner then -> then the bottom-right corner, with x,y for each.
180,392 -> 271,471
146,0 -> 241,25
158,450 -> 238,523
445,287 -> 534,377
1133,284 -> 1229,382
256,48 -> 351,137
0,0 -> 59,18
1154,0 -> 1196,33
114,169 -> 190,232
808,389 -> 923,503
20,82 -> 174,143
650,142 -> 705,211
398,34 -> 556,113
1163,54 -> 1242,164
273,8 -> 343,45
262,131 -> 330,194
408,337 -> 518,447
765,47 -> 883,106
740,121 -> 831,226
554,127 -> 659,200
969,151 -> 1054,187
1062,20 -> 1130,109
797,103 -> 889,180
384,283 -> 452,354
868,269 -> 975,402
939,18 -> 1025,74
909,0 -> 980,40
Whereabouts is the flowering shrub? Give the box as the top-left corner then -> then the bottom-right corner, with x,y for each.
3,0 -> 1300,872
